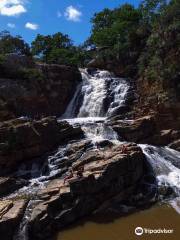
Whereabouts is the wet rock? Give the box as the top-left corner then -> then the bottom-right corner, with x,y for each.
58,120 -> 84,142
108,105 -> 131,117
109,115 -> 180,146
109,115 -> 157,143
94,192 -> 136,217
96,140 -> 113,148
0,199 -> 28,240
168,139 -> 180,151
0,117 -> 84,174
29,143 -> 145,239
158,185 -> 175,199
0,177 -> 28,197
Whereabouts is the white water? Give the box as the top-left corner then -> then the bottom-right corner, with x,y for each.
63,69 -> 130,119
62,69 -> 129,143
13,69 -> 180,216
63,69 -> 180,213
78,70 -> 108,117
140,144 -> 180,211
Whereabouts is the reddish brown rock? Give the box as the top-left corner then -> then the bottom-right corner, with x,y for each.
0,60 -> 81,121
0,117 -> 84,174
109,115 -> 157,143
29,143 -> 145,239
0,199 -> 28,240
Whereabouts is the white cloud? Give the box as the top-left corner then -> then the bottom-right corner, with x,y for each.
7,22 -> 16,28
1,5 -> 26,16
25,22 -> 39,30
0,0 -> 27,16
64,5 -> 82,22
57,11 -> 62,18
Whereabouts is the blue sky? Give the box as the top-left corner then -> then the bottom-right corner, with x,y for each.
0,0 -> 141,45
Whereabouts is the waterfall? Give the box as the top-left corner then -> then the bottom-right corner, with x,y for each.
12,68 -> 180,210
12,68 -> 180,240
62,68 -> 180,212
63,69 -> 130,119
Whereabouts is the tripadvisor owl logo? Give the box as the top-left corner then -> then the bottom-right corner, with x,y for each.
135,227 -> 144,236
135,227 -> 174,236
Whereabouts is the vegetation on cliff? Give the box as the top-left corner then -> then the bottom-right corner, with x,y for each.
31,32 -> 87,66
0,0 -> 179,85
138,0 -> 180,99
90,0 -> 179,79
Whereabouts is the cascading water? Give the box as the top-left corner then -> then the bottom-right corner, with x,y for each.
62,68 -> 180,212
9,69 -> 129,199
10,68 -> 180,239
62,69 -> 129,142
63,69 -> 130,119
140,145 -> 180,212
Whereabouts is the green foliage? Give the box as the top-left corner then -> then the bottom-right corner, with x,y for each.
139,0 -> 180,93
91,4 -> 142,48
31,32 -> 87,66
0,31 -> 31,56
18,68 -> 44,81
0,54 -> 6,64
139,0 -> 168,24
31,32 -> 72,61
89,0 -> 179,89
2,67 -> 44,82
90,4 -> 145,75
0,54 -> 7,74
0,0 -> 179,92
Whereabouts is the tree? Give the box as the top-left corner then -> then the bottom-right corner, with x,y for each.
90,4 -> 143,75
139,0 -> 168,24
91,4 -> 141,47
138,0 -> 180,97
31,32 -> 73,63
0,31 -> 30,56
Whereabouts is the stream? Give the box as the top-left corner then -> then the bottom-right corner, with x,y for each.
10,69 -> 180,239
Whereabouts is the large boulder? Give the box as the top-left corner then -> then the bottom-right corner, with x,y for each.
109,115 -> 157,143
28,143 -> 145,239
109,115 -> 180,146
0,117 -> 84,174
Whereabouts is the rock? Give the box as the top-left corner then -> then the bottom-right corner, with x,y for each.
0,199 -> 28,240
0,117 -> 84,174
0,61 -> 81,121
109,115 -> 157,143
96,140 -> 113,148
87,59 -> 105,69
2,54 -> 34,73
0,177 -> 28,197
0,200 -> 13,218
168,139 -> 180,151
58,121 -> 84,142
29,143 -> 145,239
108,105 -> 131,117
145,129 -> 178,146
108,115 -> 180,146
87,58 -> 136,77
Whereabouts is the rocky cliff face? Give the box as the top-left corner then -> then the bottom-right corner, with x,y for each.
0,117 -> 84,174
0,58 -> 81,121
136,76 -> 180,115
87,58 -> 135,77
